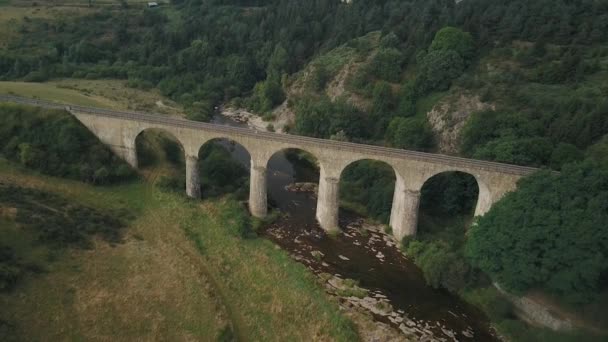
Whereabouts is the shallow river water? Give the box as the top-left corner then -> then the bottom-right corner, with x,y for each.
212,114 -> 497,341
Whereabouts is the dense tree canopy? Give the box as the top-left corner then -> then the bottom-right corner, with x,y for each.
385,117 -> 434,151
0,105 -> 134,184
466,160 -> 608,304
429,26 -> 475,64
2,0 -> 607,120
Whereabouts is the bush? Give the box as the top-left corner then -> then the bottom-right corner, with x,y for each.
550,143 -> 583,170
293,96 -> 368,139
385,116 -> 434,151
340,160 -> 395,223
198,144 -> 248,199
406,240 -> 473,293
309,63 -> 330,92
472,136 -> 553,167
247,76 -> 285,114
370,48 -> 403,82
372,81 -> 395,115
185,101 -> 213,122
429,27 -> 475,64
416,49 -> 464,94
23,70 -> 49,82
219,200 -> 256,239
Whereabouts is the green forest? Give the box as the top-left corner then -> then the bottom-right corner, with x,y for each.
1,0 -> 607,340
0,104 -> 135,183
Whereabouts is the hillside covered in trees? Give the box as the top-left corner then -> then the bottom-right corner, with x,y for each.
1,0 -> 607,157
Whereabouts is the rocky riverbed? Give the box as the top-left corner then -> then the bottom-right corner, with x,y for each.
262,197 -> 496,341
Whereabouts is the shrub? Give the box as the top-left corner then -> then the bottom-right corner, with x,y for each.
370,48 -> 403,82
386,117 -> 434,151
340,160 -> 395,222
408,241 -> 472,292
198,144 -> 248,199
429,27 -> 475,64
416,49 -> 464,94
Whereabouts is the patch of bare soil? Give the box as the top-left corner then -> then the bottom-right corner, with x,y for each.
220,103 -> 294,133
522,290 -> 608,334
325,57 -> 372,112
0,206 -> 18,219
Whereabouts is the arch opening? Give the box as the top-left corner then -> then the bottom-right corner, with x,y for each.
197,138 -> 251,199
134,128 -> 185,187
418,171 -> 479,237
338,159 -> 397,225
266,148 -> 320,223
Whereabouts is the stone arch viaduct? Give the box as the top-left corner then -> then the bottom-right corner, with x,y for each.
1,95 -> 538,241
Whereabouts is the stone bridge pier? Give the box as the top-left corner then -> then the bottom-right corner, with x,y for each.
249,154 -> 269,218
316,169 -> 341,234
53,103 -> 535,243
185,155 -> 201,199
389,175 -> 421,240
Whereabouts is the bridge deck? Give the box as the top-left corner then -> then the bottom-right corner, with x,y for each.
0,94 -> 539,176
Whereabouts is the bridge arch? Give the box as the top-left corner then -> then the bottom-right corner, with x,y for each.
420,170 -> 490,218
264,147 -> 322,221
134,127 -> 186,182
338,159 -> 398,225
130,127 -> 186,194
196,138 -> 252,199
417,171 -> 481,236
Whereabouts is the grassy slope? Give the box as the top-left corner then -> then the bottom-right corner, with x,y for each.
0,162 -> 230,341
0,80 -> 184,115
0,81 -> 109,107
0,4 -> 96,47
0,160 -> 357,341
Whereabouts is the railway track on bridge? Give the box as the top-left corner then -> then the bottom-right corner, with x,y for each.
0,94 -> 539,176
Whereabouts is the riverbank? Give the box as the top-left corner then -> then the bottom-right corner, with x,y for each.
261,193 -> 497,340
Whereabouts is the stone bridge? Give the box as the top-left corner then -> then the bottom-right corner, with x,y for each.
1,95 -> 538,241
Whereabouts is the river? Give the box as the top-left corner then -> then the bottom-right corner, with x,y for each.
212,114 -> 497,341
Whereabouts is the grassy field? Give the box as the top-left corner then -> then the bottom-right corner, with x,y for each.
0,1 -> 171,48
0,80 -> 184,115
0,163 -> 230,341
0,159 -> 357,341
6,0 -> 162,7
0,3 -> 95,47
